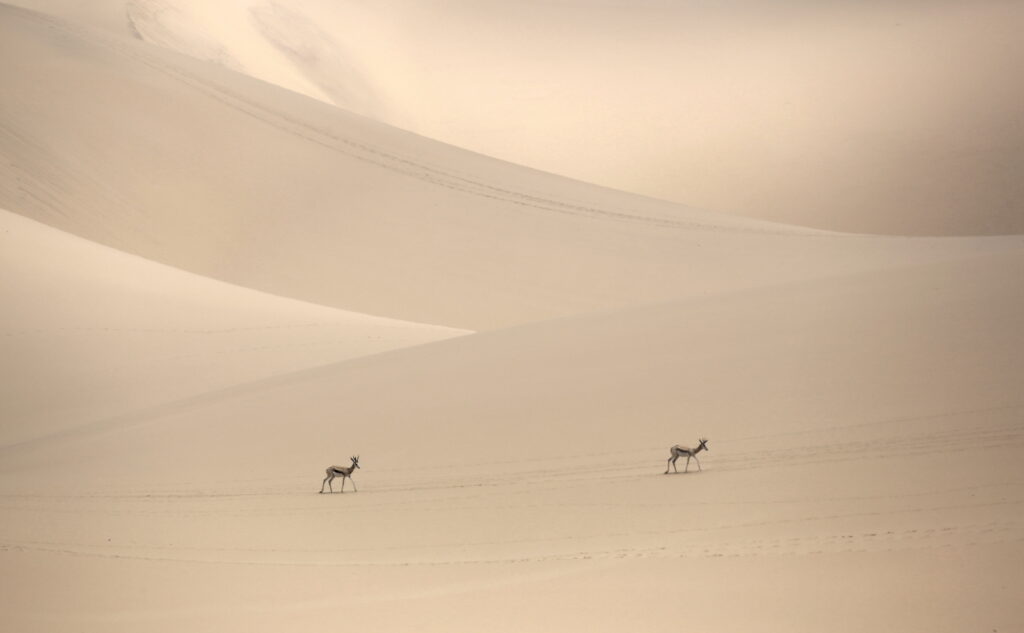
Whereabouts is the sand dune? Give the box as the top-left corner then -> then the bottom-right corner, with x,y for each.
6,244 -> 1023,479
0,208 -> 467,448
2,4 -> 1021,332
1,1 -> 1022,632
2,246 -> 1021,631
15,0 -> 1020,235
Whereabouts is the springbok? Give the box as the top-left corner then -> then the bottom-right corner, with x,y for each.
319,456 -> 360,493
665,438 -> 709,474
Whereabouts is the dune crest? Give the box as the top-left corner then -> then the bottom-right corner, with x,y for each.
0,209 -> 468,448
247,1 -> 392,120
125,0 -> 245,74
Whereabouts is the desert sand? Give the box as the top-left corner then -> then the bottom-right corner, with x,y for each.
13,0 -> 1023,235
1,2 -> 1022,632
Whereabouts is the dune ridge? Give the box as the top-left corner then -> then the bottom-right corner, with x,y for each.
2,4 -> 1022,333
0,208 -> 468,448
101,0 -> 1024,235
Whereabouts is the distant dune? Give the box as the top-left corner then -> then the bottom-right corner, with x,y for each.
0,2 -> 1021,632
14,0 -> 1021,235
2,4 -> 1020,332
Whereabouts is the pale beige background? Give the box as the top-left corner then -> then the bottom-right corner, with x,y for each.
1,2 -> 1022,632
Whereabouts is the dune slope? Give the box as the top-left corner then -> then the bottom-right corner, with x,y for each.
0,209 -> 467,447
31,0 -> 1019,235
3,4 -> 1022,332
1,246 -> 1021,632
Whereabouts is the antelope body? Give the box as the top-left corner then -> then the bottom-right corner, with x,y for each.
665,438 -> 709,474
320,456 -> 360,493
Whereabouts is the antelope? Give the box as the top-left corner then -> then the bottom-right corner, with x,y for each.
319,456 -> 360,493
665,438 -> 709,474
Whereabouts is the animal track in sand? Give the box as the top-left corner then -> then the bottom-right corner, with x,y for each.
4,516 -> 1021,567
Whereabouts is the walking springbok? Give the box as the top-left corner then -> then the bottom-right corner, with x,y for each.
319,456 -> 360,493
665,438 -> 709,474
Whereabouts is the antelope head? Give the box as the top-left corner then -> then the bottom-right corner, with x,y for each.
351,455 -> 361,469
698,438 -> 709,451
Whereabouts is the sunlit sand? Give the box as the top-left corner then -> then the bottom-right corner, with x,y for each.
1,2 -> 1022,631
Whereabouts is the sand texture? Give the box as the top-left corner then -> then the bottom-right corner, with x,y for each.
1,2 -> 1022,632
13,0 -> 1022,235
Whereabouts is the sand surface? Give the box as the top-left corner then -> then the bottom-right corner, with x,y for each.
12,0 -> 1023,235
1,2 -> 1022,632
0,208 -> 467,447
